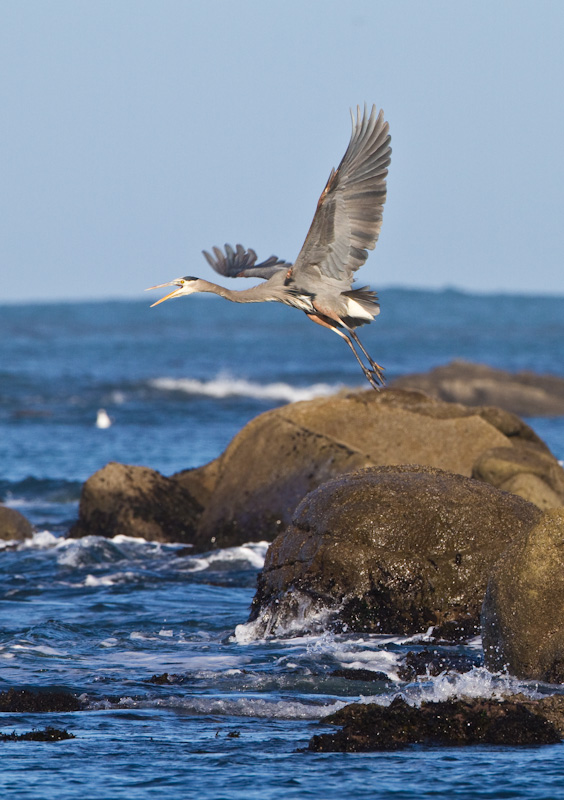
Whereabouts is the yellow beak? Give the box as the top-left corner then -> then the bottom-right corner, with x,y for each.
146,282 -> 183,307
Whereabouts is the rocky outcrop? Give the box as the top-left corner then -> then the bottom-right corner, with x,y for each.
472,444 -> 564,510
308,697 -> 562,751
248,465 -> 541,638
69,462 -> 202,543
391,360 -> 564,417
482,508 -> 564,682
0,506 -> 34,541
192,388 -> 553,549
69,389 -> 564,549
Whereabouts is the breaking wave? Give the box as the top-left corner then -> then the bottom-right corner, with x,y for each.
148,375 -> 343,403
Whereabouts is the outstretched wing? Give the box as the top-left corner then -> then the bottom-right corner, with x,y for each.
203,243 -> 292,280
292,105 -> 391,287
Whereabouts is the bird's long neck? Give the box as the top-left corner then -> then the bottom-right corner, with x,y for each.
196,279 -> 276,304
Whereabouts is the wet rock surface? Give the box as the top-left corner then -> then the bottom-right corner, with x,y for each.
307,696 -> 563,751
391,360 -> 564,417
69,461 -> 202,543
396,649 -> 481,681
482,508 -> 564,682
0,506 -> 34,541
249,465 -> 541,638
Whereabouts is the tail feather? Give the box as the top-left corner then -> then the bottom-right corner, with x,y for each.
341,285 -> 380,327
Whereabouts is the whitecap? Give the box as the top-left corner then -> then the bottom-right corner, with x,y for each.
18,530 -> 60,550
148,374 -> 343,403
95,694 -> 347,720
184,541 -> 269,573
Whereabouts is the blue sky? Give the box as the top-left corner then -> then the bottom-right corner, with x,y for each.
2,0 -> 564,302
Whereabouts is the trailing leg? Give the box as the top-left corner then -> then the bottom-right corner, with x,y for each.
306,313 -> 383,390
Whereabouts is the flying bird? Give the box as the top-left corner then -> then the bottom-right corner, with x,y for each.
147,105 -> 391,389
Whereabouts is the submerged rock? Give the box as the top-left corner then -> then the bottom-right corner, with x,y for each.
391,360 -> 564,417
249,465 -> 540,638
0,506 -> 34,541
482,508 -> 564,682
307,696 -> 562,751
69,462 -> 202,543
192,388 -> 548,549
396,649 -> 480,681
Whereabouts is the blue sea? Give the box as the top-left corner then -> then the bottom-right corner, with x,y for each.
1,289 -> 564,800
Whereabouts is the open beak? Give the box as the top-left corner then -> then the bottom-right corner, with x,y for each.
146,281 -> 183,307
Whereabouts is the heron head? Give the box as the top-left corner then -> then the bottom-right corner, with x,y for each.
146,276 -> 201,306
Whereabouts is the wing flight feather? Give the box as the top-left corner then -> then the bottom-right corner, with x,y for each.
202,243 -> 292,280
292,105 -> 391,287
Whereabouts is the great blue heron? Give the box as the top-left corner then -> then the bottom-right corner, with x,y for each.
147,105 -> 391,389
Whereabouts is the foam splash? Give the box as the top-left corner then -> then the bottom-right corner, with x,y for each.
89,694 -> 347,720
149,375 -> 343,403
358,666 -> 538,708
184,541 -> 269,573
233,592 -> 338,643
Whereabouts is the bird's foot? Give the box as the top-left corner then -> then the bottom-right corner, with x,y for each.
361,363 -> 385,391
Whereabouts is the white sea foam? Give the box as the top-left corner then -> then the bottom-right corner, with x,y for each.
18,530 -> 60,550
233,594 -> 337,644
11,644 -> 67,657
185,541 -> 269,573
149,374 -> 343,403
93,694 -> 347,720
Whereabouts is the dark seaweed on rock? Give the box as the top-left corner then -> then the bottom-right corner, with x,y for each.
308,697 -> 562,751
0,688 -> 82,713
0,727 -> 75,742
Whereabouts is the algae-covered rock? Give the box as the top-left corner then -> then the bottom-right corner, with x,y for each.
308,696 -> 562,751
248,465 -> 540,638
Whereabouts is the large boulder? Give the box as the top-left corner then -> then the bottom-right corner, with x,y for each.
69,462 -> 202,543
0,506 -> 34,541
391,360 -> 564,417
482,508 -> 564,682
193,388 -> 551,549
246,465 -> 541,639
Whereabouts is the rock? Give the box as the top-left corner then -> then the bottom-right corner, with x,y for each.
248,465 -> 541,638
69,462 -> 202,543
396,649 -> 480,681
330,668 -> 392,683
482,508 -> 564,682
472,444 -> 564,509
391,360 -> 564,417
0,505 -> 34,541
172,458 -> 221,510
193,388 -> 545,549
307,696 -> 562,751
0,727 -> 75,742
0,688 -> 82,712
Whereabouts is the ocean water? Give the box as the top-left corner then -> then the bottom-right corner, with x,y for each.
1,289 -> 564,800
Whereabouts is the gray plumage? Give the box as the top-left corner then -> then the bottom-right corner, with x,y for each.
147,105 -> 391,389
